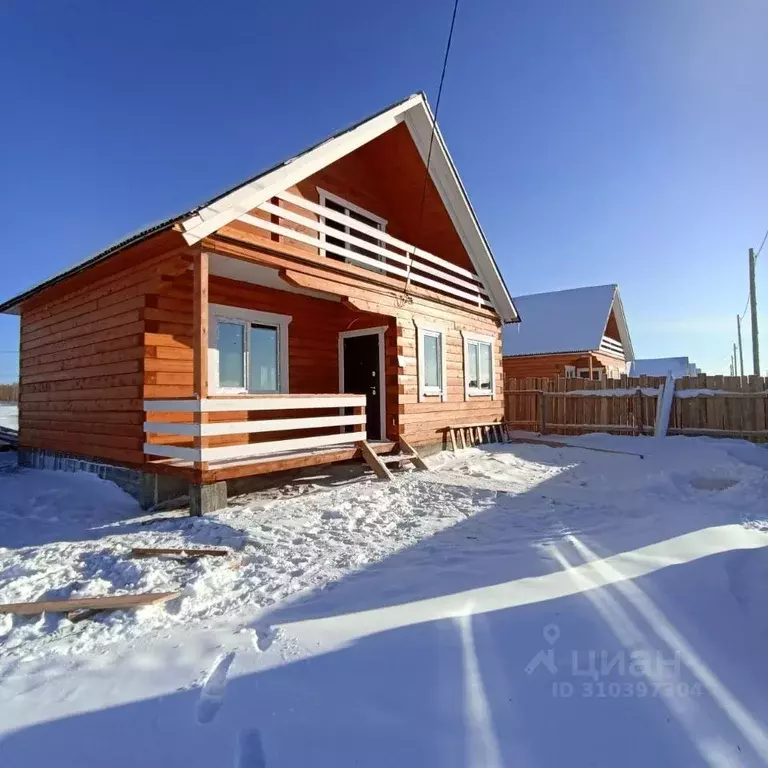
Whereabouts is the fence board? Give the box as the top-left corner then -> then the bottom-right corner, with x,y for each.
504,375 -> 768,442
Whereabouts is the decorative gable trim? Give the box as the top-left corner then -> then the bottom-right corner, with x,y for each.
179,94 -> 518,323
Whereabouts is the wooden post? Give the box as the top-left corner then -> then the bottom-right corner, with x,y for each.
193,251 -> 209,481
635,388 -> 643,435
749,247 -> 760,375
539,391 -> 548,435
353,405 -> 365,439
737,314 -> 745,380
588,356 -> 594,380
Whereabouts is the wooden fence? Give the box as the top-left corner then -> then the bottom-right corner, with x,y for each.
0,383 -> 18,402
504,375 -> 768,442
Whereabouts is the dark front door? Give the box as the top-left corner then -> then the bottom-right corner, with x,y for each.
343,333 -> 382,440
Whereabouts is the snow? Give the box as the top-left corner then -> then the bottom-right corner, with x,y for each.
502,284 -> 624,357
1,435 -> 768,766
0,403 -> 17,431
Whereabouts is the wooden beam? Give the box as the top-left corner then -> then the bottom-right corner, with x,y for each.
193,250 -> 209,398
399,437 -> 429,470
0,592 -> 180,616
360,440 -> 394,480
193,250 -> 209,474
131,547 -> 230,559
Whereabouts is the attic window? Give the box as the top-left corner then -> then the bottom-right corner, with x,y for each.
318,189 -> 387,269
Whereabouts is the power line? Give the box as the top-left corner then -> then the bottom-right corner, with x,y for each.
413,0 -> 460,255
738,223 -> 768,322
755,225 -> 768,259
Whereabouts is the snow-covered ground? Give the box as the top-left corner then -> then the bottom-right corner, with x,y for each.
0,403 -> 17,431
1,434 -> 768,766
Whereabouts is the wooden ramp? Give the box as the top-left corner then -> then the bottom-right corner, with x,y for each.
360,439 -> 429,480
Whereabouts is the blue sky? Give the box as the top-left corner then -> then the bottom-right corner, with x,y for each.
1,0 -> 766,381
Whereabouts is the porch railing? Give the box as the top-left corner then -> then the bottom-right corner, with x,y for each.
236,191 -> 492,310
143,394 -> 367,464
599,336 -> 624,358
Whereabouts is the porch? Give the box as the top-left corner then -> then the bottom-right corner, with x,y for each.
143,393 -> 399,485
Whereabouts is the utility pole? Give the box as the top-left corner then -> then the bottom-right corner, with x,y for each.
733,343 -> 738,379
736,314 -> 745,379
749,247 -> 760,375
729,355 -> 734,376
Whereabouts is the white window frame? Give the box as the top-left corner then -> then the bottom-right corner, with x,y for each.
317,188 -> 387,268
208,303 -> 291,395
462,331 -> 496,399
564,365 -> 576,379
416,322 -> 447,402
576,367 -> 603,381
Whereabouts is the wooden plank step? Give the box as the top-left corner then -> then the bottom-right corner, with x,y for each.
380,452 -> 417,464
0,591 -> 180,616
360,440 -> 394,480
399,438 -> 429,470
131,547 -> 230,559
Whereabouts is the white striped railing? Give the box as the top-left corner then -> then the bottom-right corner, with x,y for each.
144,394 -> 367,464
234,191 -> 492,309
599,336 -> 624,358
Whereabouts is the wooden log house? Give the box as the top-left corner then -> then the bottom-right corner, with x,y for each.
502,284 -> 633,381
0,94 -> 519,512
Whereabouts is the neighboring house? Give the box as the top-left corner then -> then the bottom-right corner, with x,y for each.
502,284 -> 633,380
630,357 -> 700,378
0,93 -> 519,513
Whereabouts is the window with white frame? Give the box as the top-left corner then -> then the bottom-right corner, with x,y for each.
209,304 -> 291,394
463,332 -> 494,397
564,365 -> 576,379
318,189 -> 387,269
417,324 -> 446,400
577,367 -> 603,381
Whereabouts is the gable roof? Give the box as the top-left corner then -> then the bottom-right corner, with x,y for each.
630,357 -> 697,378
0,93 -> 518,322
502,284 -> 634,359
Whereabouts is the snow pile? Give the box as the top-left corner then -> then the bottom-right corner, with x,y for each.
0,403 -> 18,431
1,435 -> 768,766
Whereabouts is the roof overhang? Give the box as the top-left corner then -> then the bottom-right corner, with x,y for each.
607,286 -> 635,361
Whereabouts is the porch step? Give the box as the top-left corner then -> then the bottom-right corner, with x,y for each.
359,438 -> 429,480
380,452 -> 417,464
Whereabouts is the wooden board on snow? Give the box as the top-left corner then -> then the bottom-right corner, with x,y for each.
0,592 -> 180,616
131,547 -> 230,559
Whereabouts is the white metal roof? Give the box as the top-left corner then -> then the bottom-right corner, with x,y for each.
502,284 -> 634,358
630,357 -> 695,378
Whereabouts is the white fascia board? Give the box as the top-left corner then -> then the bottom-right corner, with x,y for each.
613,286 -> 635,361
180,95 -> 423,245
401,102 -> 518,323
608,287 -> 635,361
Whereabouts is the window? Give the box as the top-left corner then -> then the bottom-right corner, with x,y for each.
416,323 -> 446,400
577,368 -> 603,381
318,189 -> 387,269
463,332 -> 495,398
208,304 -> 291,394
564,366 -> 576,379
